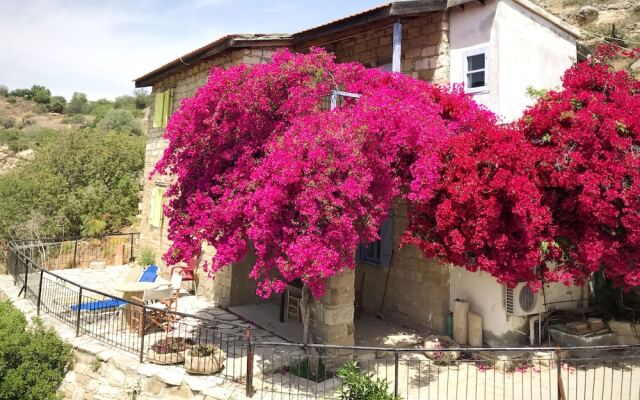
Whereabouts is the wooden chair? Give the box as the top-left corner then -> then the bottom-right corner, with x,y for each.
286,286 -> 302,322
132,274 -> 182,334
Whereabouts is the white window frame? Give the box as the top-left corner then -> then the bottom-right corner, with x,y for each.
463,48 -> 489,94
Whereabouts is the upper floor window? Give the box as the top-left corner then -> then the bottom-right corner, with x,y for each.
464,49 -> 488,94
153,88 -> 174,128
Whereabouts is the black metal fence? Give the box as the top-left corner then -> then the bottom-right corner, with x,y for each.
6,238 -> 640,399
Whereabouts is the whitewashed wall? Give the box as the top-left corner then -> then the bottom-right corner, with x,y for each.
448,0 -> 580,345
449,267 -> 587,346
449,0 -> 577,122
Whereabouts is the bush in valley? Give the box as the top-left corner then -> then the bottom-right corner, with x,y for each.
66,92 -> 89,114
5,97 -> 16,104
48,96 -> 67,114
96,109 -> 142,135
0,116 -> 15,129
0,128 -> 145,238
0,300 -> 72,400
337,361 -> 398,400
0,127 -> 57,153
0,85 -> 8,97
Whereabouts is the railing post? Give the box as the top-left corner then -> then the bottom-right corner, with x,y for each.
245,329 -> 254,398
140,306 -> 147,363
556,349 -> 566,400
23,256 -> 28,298
394,350 -> 399,397
129,234 -> 135,262
36,269 -> 44,315
75,287 -> 83,337
73,240 -> 78,268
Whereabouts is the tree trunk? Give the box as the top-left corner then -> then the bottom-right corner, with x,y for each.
300,285 -> 320,378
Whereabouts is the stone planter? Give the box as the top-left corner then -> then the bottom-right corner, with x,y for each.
185,346 -> 226,375
146,349 -> 185,365
423,335 -> 460,363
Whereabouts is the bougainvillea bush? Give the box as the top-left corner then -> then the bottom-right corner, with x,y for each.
156,45 -> 640,297
410,46 -> 640,289
520,47 -> 640,288
154,48 -> 494,298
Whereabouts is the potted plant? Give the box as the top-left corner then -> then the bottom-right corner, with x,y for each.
185,344 -> 226,374
147,337 -> 193,365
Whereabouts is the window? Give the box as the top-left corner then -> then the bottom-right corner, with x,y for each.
357,210 -> 394,267
464,49 -> 488,94
153,88 -> 174,128
148,186 -> 166,228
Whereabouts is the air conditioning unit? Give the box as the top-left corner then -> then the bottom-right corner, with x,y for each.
503,283 -> 546,316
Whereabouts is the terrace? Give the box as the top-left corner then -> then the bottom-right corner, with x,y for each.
4,235 -> 640,399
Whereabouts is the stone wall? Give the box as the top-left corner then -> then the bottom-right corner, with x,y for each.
317,12 -> 450,84
356,203 -> 450,335
137,48 -> 277,308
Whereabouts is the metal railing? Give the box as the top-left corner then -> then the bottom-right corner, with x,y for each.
6,238 -> 640,399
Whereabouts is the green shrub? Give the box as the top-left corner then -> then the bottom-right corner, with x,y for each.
0,128 -> 145,238
9,88 -> 31,98
6,97 -> 16,104
337,361 -> 399,400
96,109 -> 142,135
138,247 -> 156,266
0,85 -> 8,97
48,96 -> 67,114
0,117 -> 15,129
0,300 -> 73,400
0,129 -> 28,152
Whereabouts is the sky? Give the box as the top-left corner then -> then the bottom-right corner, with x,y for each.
0,0 -> 385,101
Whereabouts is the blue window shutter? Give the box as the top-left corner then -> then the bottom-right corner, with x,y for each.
379,209 -> 394,267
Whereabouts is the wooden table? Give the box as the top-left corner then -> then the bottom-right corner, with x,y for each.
115,282 -> 160,331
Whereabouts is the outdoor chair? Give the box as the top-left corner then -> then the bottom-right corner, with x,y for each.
131,273 -> 182,335
170,256 -> 198,294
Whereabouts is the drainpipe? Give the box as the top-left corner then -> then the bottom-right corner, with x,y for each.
392,21 -> 402,73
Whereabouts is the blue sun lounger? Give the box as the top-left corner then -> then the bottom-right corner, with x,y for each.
70,265 -> 159,312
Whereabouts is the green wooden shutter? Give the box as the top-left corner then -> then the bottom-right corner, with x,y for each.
148,186 -> 165,228
162,88 -> 173,128
153,92 -> 164,128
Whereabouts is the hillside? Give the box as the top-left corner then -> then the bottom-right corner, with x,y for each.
532,0 -> 640,48
0,95 -> 147,175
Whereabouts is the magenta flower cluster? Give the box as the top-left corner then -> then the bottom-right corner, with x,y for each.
154,46 -> 640,298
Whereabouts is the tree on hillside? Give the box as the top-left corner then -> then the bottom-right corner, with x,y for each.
0,85 -> 8,97
9,88 -> 31,98
66,92 -> 89,114
133,88 -> 151,109
30,85 -> 51,104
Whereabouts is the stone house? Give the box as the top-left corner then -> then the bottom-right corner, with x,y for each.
134,0 -> 585,348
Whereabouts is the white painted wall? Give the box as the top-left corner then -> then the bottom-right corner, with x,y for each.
449,0 -> 577,122
449,267 -> 587,346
